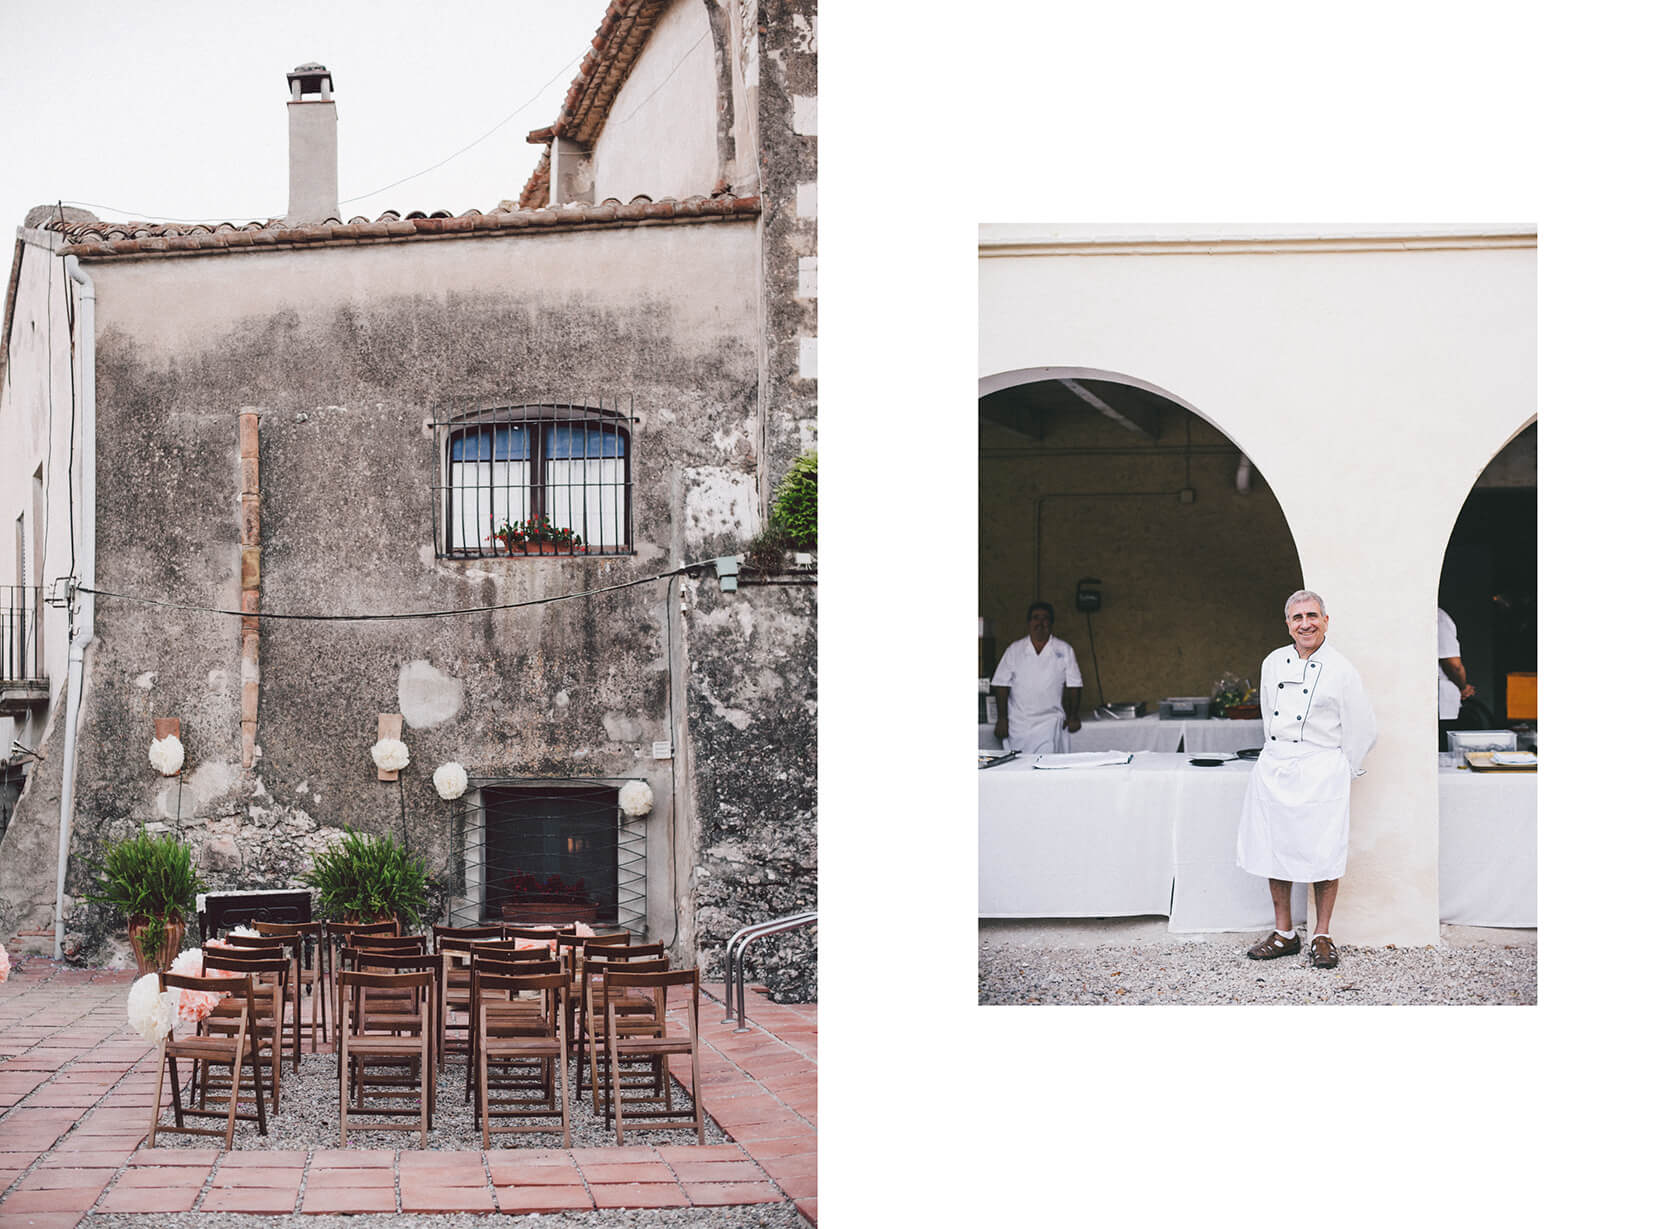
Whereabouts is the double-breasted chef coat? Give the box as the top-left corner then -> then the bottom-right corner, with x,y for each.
1236,640 -> 1377,883
991,634 -> 1084,755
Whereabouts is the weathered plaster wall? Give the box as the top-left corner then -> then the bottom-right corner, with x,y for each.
980,229 -> 1536,946
0,233 -> 81,941
0,237 -> 77,745
981,404 -> 1302,704
758,0 -> 819,496
593,0 -> 721,203
684,576 -> 815,1000
0,219 -> 821,967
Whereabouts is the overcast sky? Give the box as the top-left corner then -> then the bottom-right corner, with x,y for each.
0,0 -> 604,231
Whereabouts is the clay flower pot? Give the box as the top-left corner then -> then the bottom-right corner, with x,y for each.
128,916 -> 186,976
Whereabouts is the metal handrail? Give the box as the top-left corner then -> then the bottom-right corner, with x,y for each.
720,910 -> 816,1032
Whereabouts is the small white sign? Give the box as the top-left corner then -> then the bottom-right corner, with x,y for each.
652,740 -> 673,760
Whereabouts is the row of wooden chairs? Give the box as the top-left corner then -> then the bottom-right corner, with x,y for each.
145,920 -> 705,1149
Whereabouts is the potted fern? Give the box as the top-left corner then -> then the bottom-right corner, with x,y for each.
84,831 -> 202,974
303,830 -> 430,930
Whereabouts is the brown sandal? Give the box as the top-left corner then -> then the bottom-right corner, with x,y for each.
1310,936 -> 1339,968
1246,931 -> 1301,960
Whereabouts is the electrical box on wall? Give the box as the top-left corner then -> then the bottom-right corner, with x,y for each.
1076,578 -> 1101,613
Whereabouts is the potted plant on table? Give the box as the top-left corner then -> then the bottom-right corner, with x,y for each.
85,830 -> 203,974
303,830 -> 430,929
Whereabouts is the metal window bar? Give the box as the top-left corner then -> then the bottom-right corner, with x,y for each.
1,586 -> 45,682
444,776 -> 649,939
721,911 -> 817,1032
433,400 -> 635,559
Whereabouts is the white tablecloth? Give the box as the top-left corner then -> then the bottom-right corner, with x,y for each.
977,756 -> 1174,918
1180,719 -> 1264,755
978,753 -> 1536,930
1149,757 -> 1306,932
1438,766 -> 1537,926
977,714 -> 1260,754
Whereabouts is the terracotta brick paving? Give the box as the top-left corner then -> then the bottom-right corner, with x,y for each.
0,959 -> 816,1223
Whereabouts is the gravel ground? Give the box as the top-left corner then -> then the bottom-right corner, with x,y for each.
144,1050 -> 723,1150
979,926 -> 1537,1005
89,1211 -> 809,1229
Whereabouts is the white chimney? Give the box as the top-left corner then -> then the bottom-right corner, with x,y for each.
286,63 -> 339,225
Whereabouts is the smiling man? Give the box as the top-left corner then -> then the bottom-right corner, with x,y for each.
1236,589 -> 1377,969
991,601 -> 1084,755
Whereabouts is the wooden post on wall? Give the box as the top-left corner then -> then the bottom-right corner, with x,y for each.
239,410 -> 261,769
376,714 -> 403,781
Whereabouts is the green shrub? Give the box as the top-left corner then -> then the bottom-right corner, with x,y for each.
304,831 -> 431,928
85,831 -> 201,923
771,452 -> 817,549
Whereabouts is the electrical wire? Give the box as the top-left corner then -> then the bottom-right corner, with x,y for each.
339,51 -> 585,206
75,559 -> 723,623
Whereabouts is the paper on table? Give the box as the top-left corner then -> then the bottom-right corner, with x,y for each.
1489,751 -> 1538,766
1031,752 -> 1133,769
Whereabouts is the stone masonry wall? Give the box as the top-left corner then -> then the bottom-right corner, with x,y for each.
685,575 -> 816,1001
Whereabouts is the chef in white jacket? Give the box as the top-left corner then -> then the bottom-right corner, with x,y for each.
991,601 -> 1084,754
1237,590 -> 1376,969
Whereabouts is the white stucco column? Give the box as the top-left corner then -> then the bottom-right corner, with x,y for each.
980,227 -> 1536,944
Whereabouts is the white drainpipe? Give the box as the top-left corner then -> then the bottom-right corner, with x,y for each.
54,253 -> 96,960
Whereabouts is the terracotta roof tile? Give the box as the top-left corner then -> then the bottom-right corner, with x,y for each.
46,197 -> 759,261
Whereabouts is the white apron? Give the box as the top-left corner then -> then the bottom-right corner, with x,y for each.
1236,740 -> 1351,882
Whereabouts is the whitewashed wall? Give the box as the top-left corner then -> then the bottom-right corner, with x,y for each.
593,0 -> 719,203
0,235 -> 77,753
980,225 -> 1536,944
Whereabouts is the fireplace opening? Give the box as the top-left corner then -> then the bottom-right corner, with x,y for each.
481,783 -> 621,925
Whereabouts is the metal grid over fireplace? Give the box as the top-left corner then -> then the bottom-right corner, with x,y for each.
444,776 -> 648,938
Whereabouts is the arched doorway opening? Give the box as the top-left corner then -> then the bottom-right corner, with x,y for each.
1434,417 -> 1537,932
979,368 -> 1305,712
1436,419 -> 1538,736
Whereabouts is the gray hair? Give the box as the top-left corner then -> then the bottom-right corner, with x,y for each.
1284,589 -> 1327,617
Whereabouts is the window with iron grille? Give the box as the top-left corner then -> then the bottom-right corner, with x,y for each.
433,403 -> 633,558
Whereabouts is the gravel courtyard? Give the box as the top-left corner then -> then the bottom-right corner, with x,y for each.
979,921 -> 1537,1005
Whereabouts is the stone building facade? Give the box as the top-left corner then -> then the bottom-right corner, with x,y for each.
0,0 -> 817,998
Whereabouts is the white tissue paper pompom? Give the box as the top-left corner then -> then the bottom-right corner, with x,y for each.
433,761 -> 468,801
127,974 -> 178,1045
149,735 -> 184,776
618,780 -> 654,817
370,738 -> 410,773
229,925 -> 260,938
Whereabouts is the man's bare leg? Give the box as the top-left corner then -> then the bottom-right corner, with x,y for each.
1268,879 -> 1294,934
1312,879 -> 1339,934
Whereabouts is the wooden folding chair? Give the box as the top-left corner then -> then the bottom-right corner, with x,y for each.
253,921 -> 327,1054
226,933 -> 304,1073
200,949 -> 288,1112
322,920 -> 400,1045
473,970 -> 571,1149
464,952 -> 565,1106
337,969 -> 434,1146
604,966 -> 704,1144
346,950 -> 445,1071
578,944 -> 667,1114
549,932 -> 629,1056
438,937 -> 513,1064
148,972 -> 267,1149
433,923 -> 506,944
